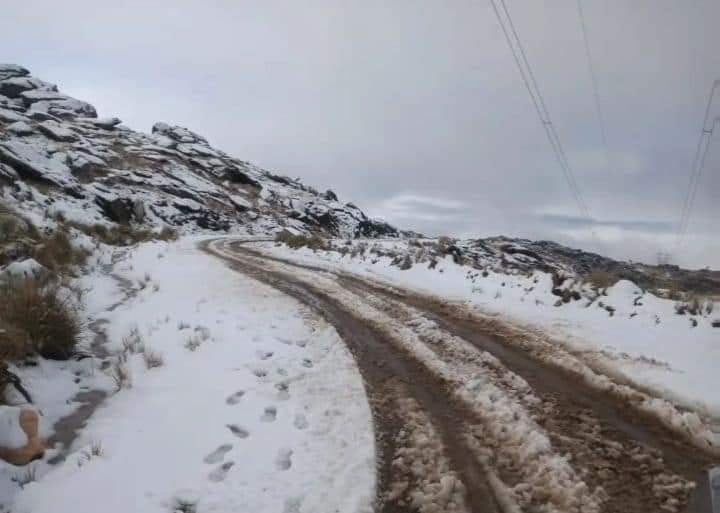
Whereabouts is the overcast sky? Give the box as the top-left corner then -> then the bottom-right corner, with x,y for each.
2,1 -> 718,268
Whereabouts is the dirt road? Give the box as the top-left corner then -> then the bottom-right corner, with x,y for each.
205,238 -> 718,513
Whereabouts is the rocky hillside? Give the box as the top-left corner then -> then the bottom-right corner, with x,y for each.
452,236 -> 720,295
0,64 -> 397,238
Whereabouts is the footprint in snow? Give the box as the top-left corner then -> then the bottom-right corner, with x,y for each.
253,368 -> 268,379
256,350 -> 274,360
293,414 -> 308,430
261,406 -> 277,422
276,382 -> 290,400
209,461 -> 234,482
275,448 -> 293,470
226,424 -> 249,438
204,444 -> 232,464
301,358 -> 313,368
295,339 -> 308,348
225,390 -> 245,405
283,497 -> 303,513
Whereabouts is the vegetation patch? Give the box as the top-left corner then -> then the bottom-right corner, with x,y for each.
0,275 -> 83,360
275,230 -> 327,250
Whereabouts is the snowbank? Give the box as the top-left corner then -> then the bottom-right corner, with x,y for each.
8,237 -> 375,513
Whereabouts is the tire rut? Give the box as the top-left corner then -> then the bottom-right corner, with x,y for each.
208,242 -> 500,512
207,239 -> 719,513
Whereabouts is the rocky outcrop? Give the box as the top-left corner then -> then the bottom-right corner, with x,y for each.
0,64 -> 397,239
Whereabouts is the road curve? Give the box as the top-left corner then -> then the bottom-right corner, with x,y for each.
204,238 -> 718,513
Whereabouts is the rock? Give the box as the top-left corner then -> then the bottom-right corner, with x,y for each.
88,117 -> 122,129
37,120 -> 77,142
0,140 -> 74,188
132,200 -> 146,222
223,166 -> 261,188
95,195 -> 136,224
66,150 -> 107,175
0,162 -> 18,180
0,64 -> 30,81
7,121 -> 34,136
0,407 -> 46,466
27,110 -> 61,122
324,189 -> 338,201
0,76 -> 56,99
152,122 -> 208,144
0,258 -> 45,279
229,195 -> 252,211
28,97 -> 97,120
0,108 -> 24,123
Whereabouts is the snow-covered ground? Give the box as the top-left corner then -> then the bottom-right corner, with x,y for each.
250,240 -> 720,424
3,237 -> 374,513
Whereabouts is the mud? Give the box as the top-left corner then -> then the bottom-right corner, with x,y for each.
207,239 -> 719,512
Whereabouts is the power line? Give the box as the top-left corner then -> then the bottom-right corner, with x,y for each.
488,0 -> 594,227
675,80 -> 719,247
576,0 -> 611,172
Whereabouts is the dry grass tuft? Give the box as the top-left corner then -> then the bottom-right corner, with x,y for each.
586,269 -> 619,290
0,275 -> 83,360
143,349 -> 164,369
275,230 -> 327,250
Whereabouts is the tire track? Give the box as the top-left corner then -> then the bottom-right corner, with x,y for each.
206,240 -> 501,512
205,239 -> 718,513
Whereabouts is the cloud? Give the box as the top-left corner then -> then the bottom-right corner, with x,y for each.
370,193 -> 466,223
2,0 -> 718,268
536,213 -> 674,234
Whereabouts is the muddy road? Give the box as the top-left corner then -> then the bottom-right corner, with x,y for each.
205,238 -> 718,513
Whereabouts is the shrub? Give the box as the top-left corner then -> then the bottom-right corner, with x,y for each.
0,322 -> 28,361
0,275 -> 82,360
109,360 -> 132,391
33,228 -> 89,272
586,269 -> 618,290
68,222 -> 156,246
143,350 -> 164,369
274,230 -> 327,250
157,226 -> 178,242
184,335 -> 201,352
711,319 -> 720,328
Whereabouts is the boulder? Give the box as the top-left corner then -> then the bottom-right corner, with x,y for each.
0,259 -> 46,279
88,117 -> 122,130
0,140 -> 75,188
95,195 -> 135,224
0,108 -> 24,123
152,122 -> 208,144
0,64 -> 30,81
37,120 -> 77,142
28,97 -> 97,120
0,76 -> 56,99
7,121 -> 34,136
223,166 -> 261,188
0,407 -> 46,466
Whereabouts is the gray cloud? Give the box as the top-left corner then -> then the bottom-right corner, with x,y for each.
1,0 -> 718,268
537,214 -> 674,234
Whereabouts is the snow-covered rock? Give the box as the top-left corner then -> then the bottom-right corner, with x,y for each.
0,258 -> 46,279
0,65 -> 396,239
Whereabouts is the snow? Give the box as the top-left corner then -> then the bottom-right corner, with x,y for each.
7,121 -> 34,135
37,120 -> 77,142
0,258 -> 45,278
251,240 -> 720,432
0,108 -> 24,122
0,139 -> 75,188
0,407 -> 28,450
8,238 -> 375,513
